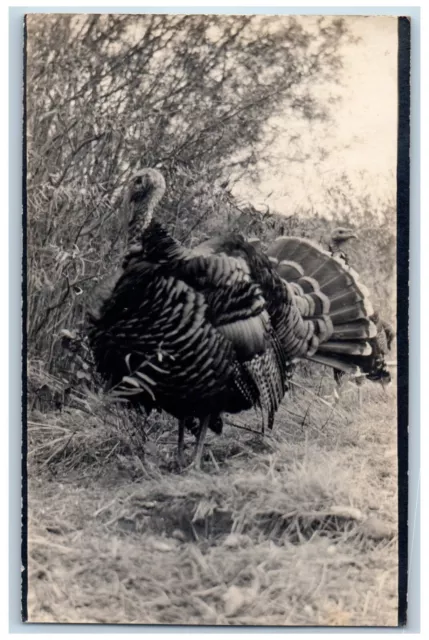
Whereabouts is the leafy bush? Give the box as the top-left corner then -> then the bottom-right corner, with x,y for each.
25,14 -> 396,408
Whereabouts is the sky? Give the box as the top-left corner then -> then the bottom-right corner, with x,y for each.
233,16 -> 398,216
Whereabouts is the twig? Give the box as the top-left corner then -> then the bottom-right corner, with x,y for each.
284,408 -> 306,421
300,399 -> 312,431
208,450 -> 220,472
42,432 -> 75,468
320,406 -> 336,432
104,441 -> 121,463
93,498 -> 119,518
27,422 -> 71,432
224,419 -> 261,435
32,274 -> 71,337
28,436 -> 71,457
289,380 -> 346,415
316,370 -> 327,397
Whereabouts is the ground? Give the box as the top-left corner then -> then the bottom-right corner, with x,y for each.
26,369 -> 398,626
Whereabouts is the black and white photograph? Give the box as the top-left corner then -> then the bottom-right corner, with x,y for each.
24,12 -> 406,626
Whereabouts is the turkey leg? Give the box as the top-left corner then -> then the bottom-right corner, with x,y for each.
191,415 -> 211,469
177,419 -> 186,468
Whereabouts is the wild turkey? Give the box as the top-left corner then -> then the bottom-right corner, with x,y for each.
88,169 -> 377,468
329,227 -> 394,387
328,226 -> 358,265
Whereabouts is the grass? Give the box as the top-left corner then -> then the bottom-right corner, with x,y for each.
25,368 -> 398,626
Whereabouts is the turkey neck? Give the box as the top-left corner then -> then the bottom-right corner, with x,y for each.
329,237 -> 347,255
126,185 -> 187,265
127,185 -> 164,247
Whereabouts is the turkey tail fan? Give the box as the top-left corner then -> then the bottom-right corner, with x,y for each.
276,260 -> 304,281
267,237 -> 373,316
265,236 -> 377,369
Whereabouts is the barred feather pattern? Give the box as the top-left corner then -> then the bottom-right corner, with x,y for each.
89,223 -> 289,433
88,171 -> 383,453
264,236 -> 382,381
326,247 -> 395,386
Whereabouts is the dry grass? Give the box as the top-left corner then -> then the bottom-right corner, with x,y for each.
25,370 -> 398,626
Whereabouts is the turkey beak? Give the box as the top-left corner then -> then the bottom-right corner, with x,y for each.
129,176 -> 148,204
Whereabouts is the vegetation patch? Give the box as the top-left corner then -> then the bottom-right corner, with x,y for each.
26,374 -> 398,625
